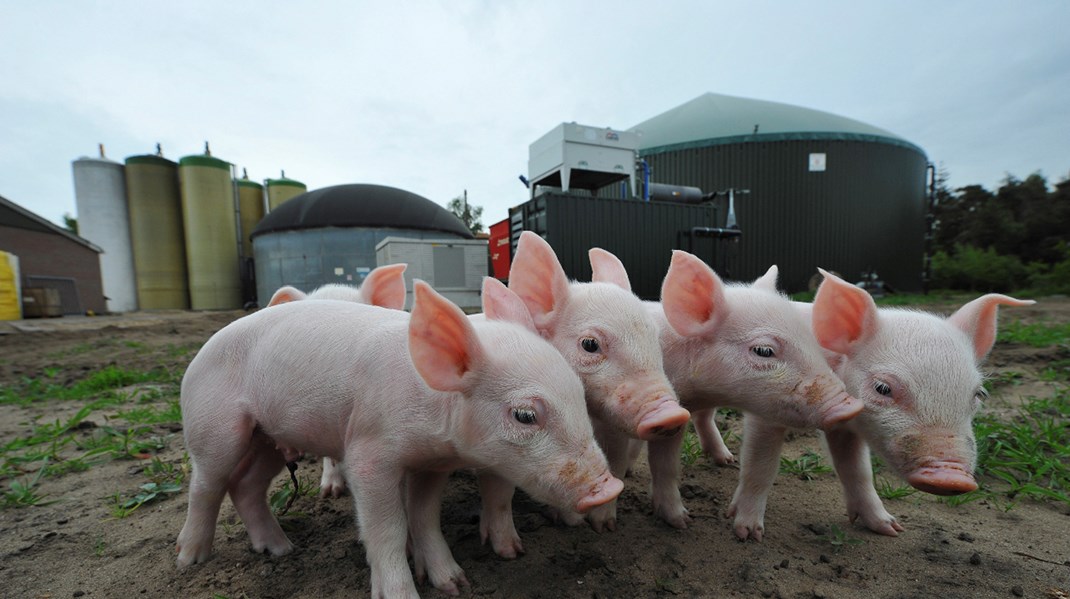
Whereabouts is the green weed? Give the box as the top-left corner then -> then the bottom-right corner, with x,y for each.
269,474 -> 318,516
815,524 -> 863,552
996,320 -> 1070,347
3,464 -> 53,508
680,425 -> 703,467
780,451 -> 832,481
111,481 -> 183,518
875,477 -> 917,500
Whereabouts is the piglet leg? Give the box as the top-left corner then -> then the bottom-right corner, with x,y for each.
227,434 -> 293,556
477,472 -> 524,559
347,451 -> 418,599
692,408 -> 736,465
408,471 -> 470,595
648,430 -> 691,529
320,457 -> 348,498
825,428 -> 903,536
728,414 -> 786,541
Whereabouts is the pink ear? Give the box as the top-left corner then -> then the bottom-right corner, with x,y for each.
752,265 -> 779,293
267,286 -> 306,307
948,294 -> 1035,361
482,277 -> 537,334
360,263 -> 408,310
811,268 -> 878,354
660,250 -> 727,337
508,231 -> 570,331
409,280 -> 484,392
589,248 -> 631,291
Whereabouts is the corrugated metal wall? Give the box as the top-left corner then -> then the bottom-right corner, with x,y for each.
632,140 -> 928,292
510,193 -> 720,300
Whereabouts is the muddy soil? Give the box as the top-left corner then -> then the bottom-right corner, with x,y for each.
0,301 -> 1068,599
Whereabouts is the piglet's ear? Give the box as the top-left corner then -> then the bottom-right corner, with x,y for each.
268,286 -> 306,307
360,263 -> 408,311
508,231 -> 571,332
589,248 -> 631,291
660,250 -> 727,337
409,280 -> 484,393
482,277 -> 537,334
948,294 -> 1035,362
752,265 -> 779,293
811,268 -> 879,355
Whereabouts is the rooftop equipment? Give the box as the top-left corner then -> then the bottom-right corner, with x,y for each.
527,123 -> 639,198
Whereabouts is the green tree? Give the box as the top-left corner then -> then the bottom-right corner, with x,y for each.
62,212 -> 78,235
447,195 -> 484,235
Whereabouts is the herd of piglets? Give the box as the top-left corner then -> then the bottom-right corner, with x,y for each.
176,230 -> 1032,598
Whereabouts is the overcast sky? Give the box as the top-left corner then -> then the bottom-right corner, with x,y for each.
2,1 -> 1067,230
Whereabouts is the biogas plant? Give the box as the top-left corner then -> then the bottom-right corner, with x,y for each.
1,92 -> 930,318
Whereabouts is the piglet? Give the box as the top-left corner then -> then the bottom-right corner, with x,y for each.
176,279 -> 621,598
727,269 -> 1034,540
266,262 -> 408,497
476,232 -> 689,557
642,251 -> 862,529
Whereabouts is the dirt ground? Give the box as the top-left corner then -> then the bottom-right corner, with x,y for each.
0,299 -> 1068,599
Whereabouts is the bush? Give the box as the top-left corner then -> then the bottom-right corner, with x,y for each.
931,244 -> 1027,292
1026,243 -> 1070,295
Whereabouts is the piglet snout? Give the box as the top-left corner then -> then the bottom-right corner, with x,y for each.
906,461 -> 978,495
819,392 -> 863,429
575,472 -> 624,514
636,397 -> 691,440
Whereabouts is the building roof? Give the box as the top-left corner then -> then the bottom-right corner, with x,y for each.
631,92 -> 924,156
251,183 -> 474,239
0,194 -> 102,253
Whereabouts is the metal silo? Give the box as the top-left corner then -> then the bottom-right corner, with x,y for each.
265,173 -> 307,211
72,147 -> 138,312
124,153 -> 190,309
178,152 -> 241,310
626,92 -> 928,292
235,173 -> 264,258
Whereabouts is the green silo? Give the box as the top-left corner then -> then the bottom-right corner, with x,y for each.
266,175 -> 307,211
124,154 -> 190,309
179,153 -> 241,310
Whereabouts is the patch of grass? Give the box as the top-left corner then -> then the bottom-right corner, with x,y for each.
116,399 -> 181,425
3,464 -> 53,508
110,456 -> 188,518
270,473 -> 318,517
996,320 -> 1070,347
680,425 -> 703,467
815,524 -> 863,552
985,370 -> 1025,390
0,365 -> 178,406
875,477 -> 917,500
780,450 -> 832,481
969,391 -> 1070,505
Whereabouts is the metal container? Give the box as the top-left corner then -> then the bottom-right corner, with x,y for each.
22,287 -> 62,318
509,192 -> 720,300
124,154 -> 189,309
72,154 -> 138,312
488,218 -> 511,281
528,123 -> 639,197
375,237 -> 488,312
178,154 -> 241,310
265,176 -> 307,211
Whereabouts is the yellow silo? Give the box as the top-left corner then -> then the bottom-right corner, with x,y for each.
266,173 -> 307,211
124,154 -> 190,309
236,174 -> 264,258
178,153 -> 241,310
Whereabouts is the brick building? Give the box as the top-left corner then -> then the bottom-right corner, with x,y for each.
0,194 -> 105,315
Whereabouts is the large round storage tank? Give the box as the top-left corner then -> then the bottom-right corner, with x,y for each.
178,154 -> 241,310
628,92 -> 929,292
72,153 -> 138,312
265,175 -> 307,211
236,176 -> 264,258
251,183 -> 473,304
124,154 -> 189,309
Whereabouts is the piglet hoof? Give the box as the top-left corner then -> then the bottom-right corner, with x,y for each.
175,543 -> 211,569
708,449 -> 737,466
732,521 -> 764,542
251,538 -> 294,557
851,510 -> 904,536
654,505 -> 691,530
432,570 -> 470,596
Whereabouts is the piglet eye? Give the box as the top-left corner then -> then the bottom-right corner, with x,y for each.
752,345 -> 774,358
581,337 -> 600,353
513,408 -> 537,425
975,387 -> 990,402
874,380 -> 892,397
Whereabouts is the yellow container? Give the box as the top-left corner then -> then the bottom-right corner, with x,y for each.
266,176 -> 306,211
0,251 -> 21,320
236,178 -> 264,258
179,154 -> 241,310
125,154 -> 190,309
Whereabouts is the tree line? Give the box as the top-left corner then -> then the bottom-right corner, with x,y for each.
930,169 -> 1070,294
